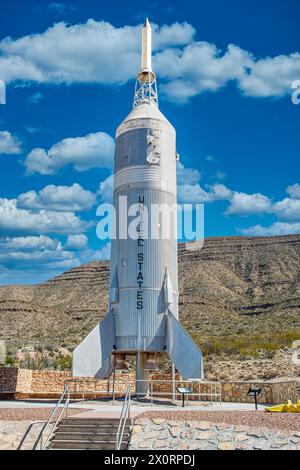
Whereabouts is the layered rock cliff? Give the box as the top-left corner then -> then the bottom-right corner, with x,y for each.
0,235 -> 299,379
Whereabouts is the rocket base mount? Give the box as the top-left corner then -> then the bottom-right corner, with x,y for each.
73,310 -> 203,383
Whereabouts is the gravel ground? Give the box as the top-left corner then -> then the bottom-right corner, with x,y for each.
0,408 -> 89,421
137,410 -> 300,432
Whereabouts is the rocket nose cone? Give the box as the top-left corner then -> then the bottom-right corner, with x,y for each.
122,102 -> 172,126
144,18 -> 150,28
116,102 -> 175,137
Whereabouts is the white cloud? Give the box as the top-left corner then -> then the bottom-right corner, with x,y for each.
0,19 -> 298,102
97,174 -> 114,203
272,197 -> 300,221
0,249 -> 75,268
0,130 -> 22,155
24,131 -> 115,174
25,126 -> 41,134
239,222 -> 300,236
0,55 -> 45,84
225,184 -> 300,220
157,43 -> 300,102
212,184 -> 233,200
0,198 -> 91,234
48,2 -> 76,13
286,183 -> 300,200
94,242 -> 111,261
214,171 -> 226,181
176,161 -> 232,204
17,183 -> 96,211
0,20 -> 193,85
0,234 -> 109,284
225,191 -> 272,216
200,181 -> 300,221
177,183 -> 205,204
178,182 -> 232,204
28,91 -> 44,104
157,42 -> 252,102
236,183 -> 300,235
0,235 -> 60,252
238,53 -> 300,97
152,22 -> 195,50
0,235 -> 72,268
65,234 -> 88,250
175,160 -> 300,226
177,162 -> 200,185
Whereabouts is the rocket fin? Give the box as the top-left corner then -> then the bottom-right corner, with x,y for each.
163,267 -> 173,305
166,311 -> 203,379
110,268 -> 119,304
95,354 -> 114,379
72,312 -> 115,379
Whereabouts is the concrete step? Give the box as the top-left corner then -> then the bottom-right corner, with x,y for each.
51,440 -> 128,450
57,424 -> 130,433
61,418 -> 125,426
50,417 -> 131,450
54,432 -> 130,441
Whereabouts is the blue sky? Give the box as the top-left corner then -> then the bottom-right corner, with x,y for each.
0,0 -> 299,284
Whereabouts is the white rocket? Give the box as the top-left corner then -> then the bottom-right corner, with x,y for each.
141,18 -> 152,72
73,20 -> 203,393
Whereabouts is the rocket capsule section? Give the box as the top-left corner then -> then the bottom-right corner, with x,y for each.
110,103 -> 178,353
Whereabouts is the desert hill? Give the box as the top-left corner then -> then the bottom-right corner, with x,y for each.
0,235 -> 300,380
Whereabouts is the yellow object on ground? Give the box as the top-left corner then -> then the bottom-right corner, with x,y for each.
265,400 -> 300,412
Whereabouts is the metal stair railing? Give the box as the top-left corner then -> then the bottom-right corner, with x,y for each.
115,384 -> 131,450
33,383 -> 70,450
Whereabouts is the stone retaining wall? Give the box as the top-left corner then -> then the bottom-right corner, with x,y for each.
0,367 -> 18,393
130,418 -> 300,450
0,367 -> 297,403
222,381 -> 272,403
271,379 -> 298,404
148,373 -> 297,404
0,367 -> 137,399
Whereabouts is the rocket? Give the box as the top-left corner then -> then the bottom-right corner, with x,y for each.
73,20 -> 203,393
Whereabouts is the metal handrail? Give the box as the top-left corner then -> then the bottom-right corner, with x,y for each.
149,380 -> 222,406
65,378 -> 222,406
33,383 -> 70,450
115,384 -> 131,450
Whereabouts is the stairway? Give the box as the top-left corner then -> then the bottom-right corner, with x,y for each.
50,417 -> 131,450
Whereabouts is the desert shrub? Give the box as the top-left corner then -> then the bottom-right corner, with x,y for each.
55,355 -> 72,370
5,356 -> 16,367
19,352 -> 54,370
191,329 -> 300,358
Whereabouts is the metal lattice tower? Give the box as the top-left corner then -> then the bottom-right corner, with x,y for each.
133,18 -> 158,108
133,71 -> 158,108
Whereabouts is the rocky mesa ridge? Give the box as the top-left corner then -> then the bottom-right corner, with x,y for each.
0,234 -> 299,380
